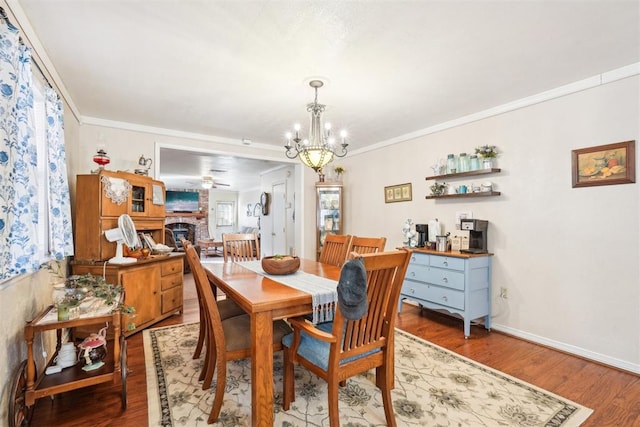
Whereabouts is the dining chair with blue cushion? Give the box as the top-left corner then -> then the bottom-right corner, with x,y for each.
281,249 -> 411,427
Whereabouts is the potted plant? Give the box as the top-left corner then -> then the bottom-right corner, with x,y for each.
430,182 -> 447,196
333,165 -> 345,181
474,145 -> 499,169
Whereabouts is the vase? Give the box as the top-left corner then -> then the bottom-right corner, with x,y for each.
483,158 -> 494,169
318,174 -> 325,182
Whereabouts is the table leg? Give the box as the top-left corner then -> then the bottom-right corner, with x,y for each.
251,311 -> 274,426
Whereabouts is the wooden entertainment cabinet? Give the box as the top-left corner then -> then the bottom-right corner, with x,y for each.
72,170 -> 184,336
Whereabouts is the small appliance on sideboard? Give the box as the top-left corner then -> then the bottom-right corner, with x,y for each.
459,219 -> 489,254
415,224 -> 429,248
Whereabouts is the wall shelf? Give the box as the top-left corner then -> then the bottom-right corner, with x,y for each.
425,191 -> 501,200
425,168 -> 502,199
425,168 -> 501,181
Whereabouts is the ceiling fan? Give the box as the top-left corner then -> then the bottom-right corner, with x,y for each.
201,175 -> 230,189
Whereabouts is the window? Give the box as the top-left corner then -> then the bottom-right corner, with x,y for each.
215,201 -> 235,227
32,77 -> 50,263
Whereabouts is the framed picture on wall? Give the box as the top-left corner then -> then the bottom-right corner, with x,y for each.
572,140 -> 635,188
384,183 -> 412,203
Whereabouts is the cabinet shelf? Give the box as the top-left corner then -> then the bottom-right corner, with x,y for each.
425,191 -> 501,200
425,168 -> 501,181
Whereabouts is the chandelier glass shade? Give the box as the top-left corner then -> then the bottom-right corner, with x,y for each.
284,80 -> 348,172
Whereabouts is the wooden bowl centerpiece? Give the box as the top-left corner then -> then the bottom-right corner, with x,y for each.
261,255 -> 300,275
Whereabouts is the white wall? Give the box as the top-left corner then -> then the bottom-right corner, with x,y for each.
238,188 -> 261,231
335,75 -> 639,372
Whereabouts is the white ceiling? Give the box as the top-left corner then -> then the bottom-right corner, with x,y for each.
11,0 -> 640,189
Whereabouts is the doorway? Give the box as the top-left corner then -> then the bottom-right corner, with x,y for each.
271,182 -> 286,255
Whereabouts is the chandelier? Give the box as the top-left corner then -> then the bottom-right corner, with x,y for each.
284,80 -> 348,172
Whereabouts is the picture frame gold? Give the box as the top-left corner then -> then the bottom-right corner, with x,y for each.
384,183 -> 412,203
572,140 -> 635,188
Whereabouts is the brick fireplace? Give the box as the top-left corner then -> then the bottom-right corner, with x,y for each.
164,189 -> 210,247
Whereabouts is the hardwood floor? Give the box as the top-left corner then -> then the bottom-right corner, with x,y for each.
27,272 -> 639,426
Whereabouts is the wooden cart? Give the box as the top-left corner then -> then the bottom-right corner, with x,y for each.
9,301 -> 127,426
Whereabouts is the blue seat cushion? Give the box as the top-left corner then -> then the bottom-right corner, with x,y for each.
282,322 -> 380,371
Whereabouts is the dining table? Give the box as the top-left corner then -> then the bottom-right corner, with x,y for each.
203,258 -> 342,427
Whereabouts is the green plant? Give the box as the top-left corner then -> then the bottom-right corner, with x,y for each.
475,145 -> 499,158
65,274 -> 135,315
334,165 -> 345,175
430,182 -> 447,196
41,259 -> 66,280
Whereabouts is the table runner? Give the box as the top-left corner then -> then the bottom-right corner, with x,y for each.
237,260 -> 338,323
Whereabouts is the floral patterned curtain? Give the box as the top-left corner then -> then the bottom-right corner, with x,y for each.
45,87 -> 74,259
0,20 -> 40,281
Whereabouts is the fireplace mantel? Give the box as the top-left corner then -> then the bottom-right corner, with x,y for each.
166,212 -> 205,219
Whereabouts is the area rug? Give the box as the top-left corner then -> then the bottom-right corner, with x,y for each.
144,323 -> 592,426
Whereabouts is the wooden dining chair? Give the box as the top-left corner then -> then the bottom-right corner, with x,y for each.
185,246 -> 292,423
221,232 -> 261,262
282,250 -> 411,427
348,236 -> 387,257
182,240 -> 244,361
319,234 -> 352,267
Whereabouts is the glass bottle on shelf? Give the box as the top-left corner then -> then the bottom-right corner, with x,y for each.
446,154 -> 456,174
470,154 -> 480,171
458,153 -> 469,173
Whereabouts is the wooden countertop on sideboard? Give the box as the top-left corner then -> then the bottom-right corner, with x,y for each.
403,248 -> 494,258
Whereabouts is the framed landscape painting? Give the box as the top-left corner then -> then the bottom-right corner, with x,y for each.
572,140 -> 635,188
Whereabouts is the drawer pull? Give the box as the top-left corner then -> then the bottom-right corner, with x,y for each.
442,296 -> 448,302
410,272 -> 415,277
442,277 -> 448,283
443,261 -> 448,266
410,288 -> 415,294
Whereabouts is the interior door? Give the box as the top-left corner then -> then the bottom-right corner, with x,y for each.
271,182 -> 287,255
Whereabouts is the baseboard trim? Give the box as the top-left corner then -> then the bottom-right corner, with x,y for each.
491,323 -> 640,376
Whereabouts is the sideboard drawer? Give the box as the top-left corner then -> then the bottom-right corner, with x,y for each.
161,272 -> 182,291
161,258 -> 183,275
424,267 -> 465,291
403,281 -> 464,310
409,253 -> 430,266
161,286 -> 183,314
429,256 -> 465,271
405,263 -> 430,282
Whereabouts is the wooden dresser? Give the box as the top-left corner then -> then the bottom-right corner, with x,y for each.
72,254 -> 183,336
72,170 -> 183,336
398,249 -> 492,338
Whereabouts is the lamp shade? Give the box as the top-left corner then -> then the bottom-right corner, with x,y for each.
300,147 -> 334,172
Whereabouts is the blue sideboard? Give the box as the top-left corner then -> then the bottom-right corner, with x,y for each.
398,250 -> 492,338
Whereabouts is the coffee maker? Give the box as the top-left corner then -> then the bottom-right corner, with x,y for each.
459,219 -> 489,254
415,224 -> 429,248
